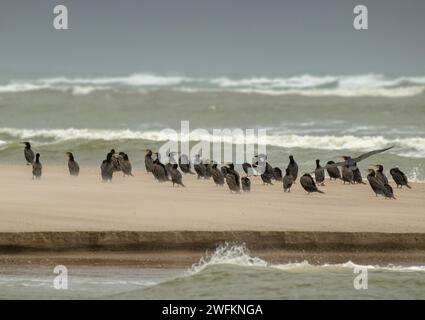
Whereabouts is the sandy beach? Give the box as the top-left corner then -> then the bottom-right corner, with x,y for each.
0,165 -> 423,233
1,164 -> 424,266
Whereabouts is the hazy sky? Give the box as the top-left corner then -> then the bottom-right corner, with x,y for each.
1,0 -> 424,76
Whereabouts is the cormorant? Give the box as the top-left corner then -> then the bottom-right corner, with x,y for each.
390,168 -> 411,189
144,149 -> 154,173
286,155 -> 298,181
194,154 -> 206,179
210,163 -> 225,186
152,153 -> 169,182
226,163 -> 240,188
352,163 -> 365,184
225,174 -> 240,193
367,169 -> 395,199
241,177 -> 251,192
203,162 -> 212,179
273,167 -> 283,181
341,157 -> 354,184
300,173 -> 324,194
108,149 -> 121,172
220,166 -> 229,177
169,163 -> 185,187
101,152 -> 114,182
282,168 -> 294,192
326,161 -> 341,180
66,152 -> 80,177
375,164 -> 389,185
22,142 -> 35,165
165,151 -> 178,175
32,153 -> 42,179
314,159 -> 325,186
179,154 -> 195,174
118,152 -> 133,177
260,172 -> 274,185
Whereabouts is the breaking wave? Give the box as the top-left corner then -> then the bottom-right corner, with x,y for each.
1,127 -> 424,158
188,244 -> 425,276
1,73 -> 425,97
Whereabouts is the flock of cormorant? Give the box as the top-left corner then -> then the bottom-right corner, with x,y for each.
22,142 -> 412,199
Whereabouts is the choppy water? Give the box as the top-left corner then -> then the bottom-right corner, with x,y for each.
1,245 -> 425,300
0,73 -> 424,180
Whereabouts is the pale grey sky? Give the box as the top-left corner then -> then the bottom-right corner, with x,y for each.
1,0 -> 424,76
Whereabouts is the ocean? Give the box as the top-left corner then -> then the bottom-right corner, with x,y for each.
1,245 -> 425,300
0,73 -> 424,181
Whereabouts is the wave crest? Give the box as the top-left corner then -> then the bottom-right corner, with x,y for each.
1,73 -> 424,97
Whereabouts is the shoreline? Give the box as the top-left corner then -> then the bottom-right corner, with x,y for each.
1,231 -> 425,267
1,165 -> 424,266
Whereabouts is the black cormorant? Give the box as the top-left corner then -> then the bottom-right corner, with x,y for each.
169,164 -> 185,187
390,168 -> 411,189
101,152 -> 114,182
144,149 -> 154,173
179,154 -> 194,174
194,154 -> 206,179
282,168 -> 294,192
314,159 -> 325,186
210,163 -> 225,186
286,155 -> 298,181
375,164 -> 389,185
326,161 -> 341,180
32,153 -> 42,179
367,169 -> 395,199
119,152 -> 133,177
300,173 -> 324,194
66,152 -> 80,177
22,142 -> 35,165
241,177 -> 251,192
225,174 -> 240,193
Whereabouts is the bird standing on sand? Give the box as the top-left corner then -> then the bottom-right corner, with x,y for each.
144,149 -> 154,174
179,154 -> 194,174
241,177 -> 251,192
260,172 -> 274,185
352,163 -> 365,184
326,161 -> 341,180
282,168 -> 294,192
273,167 -> 283,181
209,162 -> 225,186
226,163 -> 240,188
225,174 -> 240,193
300,173 -> 324,194
194,154 -> 206,179
66,152 -> 80,177
22,142 -> 35,165
169,164 -> 185,187
375,164 -> 389,185
152,153 -> 169,182
108,149 -> 121,172
341,156 -> 354,184
101,152 -> 114,182
32,153 -> 42,179
390,168 -> 411,189
119,152 -> 133,177
367,169 -> 395,199
286,155 -> 298,181
314,159 -> 325,186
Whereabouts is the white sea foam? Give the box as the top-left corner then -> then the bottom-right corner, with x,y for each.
1,73 -> 425,97
188,244 -> 425,276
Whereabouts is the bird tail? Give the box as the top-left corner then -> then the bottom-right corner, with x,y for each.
406,184 -> 412,189
317,190 -> 325,194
